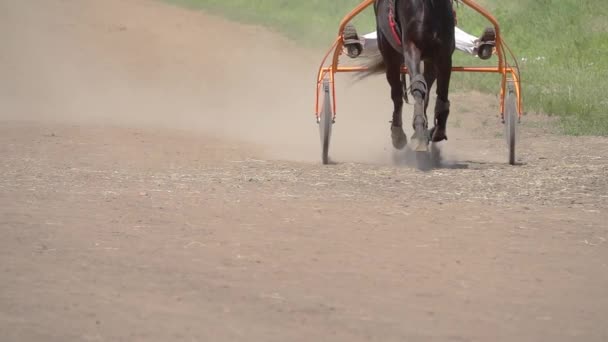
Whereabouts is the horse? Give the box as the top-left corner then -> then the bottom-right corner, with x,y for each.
358,0 -> 456,153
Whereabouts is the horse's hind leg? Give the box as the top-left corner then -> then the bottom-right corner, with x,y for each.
423,60 -> 437,114
403,44 -> 428,151
431,54 -> 452,142
387,58 -> 408,149
379,37 -> 407,149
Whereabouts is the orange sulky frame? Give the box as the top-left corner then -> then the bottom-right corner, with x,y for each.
315,0 -> 523,123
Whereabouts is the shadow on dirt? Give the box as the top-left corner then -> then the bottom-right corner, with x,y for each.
390,144 -> 469,171
317,143 -> 525,171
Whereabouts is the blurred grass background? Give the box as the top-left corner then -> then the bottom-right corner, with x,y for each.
165,0 -> 608,135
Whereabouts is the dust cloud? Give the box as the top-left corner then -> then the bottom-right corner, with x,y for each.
0,0 -> 456,166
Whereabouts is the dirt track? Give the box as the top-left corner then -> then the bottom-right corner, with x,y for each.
1,0 -> 607,341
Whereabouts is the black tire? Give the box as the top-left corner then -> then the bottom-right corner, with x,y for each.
319,79 -> 333,165
504,81 -> 518,165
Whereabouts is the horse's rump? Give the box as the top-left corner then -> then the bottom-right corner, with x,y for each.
374,0 -> 456,57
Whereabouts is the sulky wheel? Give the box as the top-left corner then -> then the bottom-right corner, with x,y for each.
319,78 -> 334,165
504,80 -> 518,165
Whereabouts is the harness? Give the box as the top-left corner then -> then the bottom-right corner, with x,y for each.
388,0 -> 402,46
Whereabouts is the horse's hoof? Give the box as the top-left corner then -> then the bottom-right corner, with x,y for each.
413,125 -> 429,152
414,142 -> 429,152
431,127 -> 448,142
428,127 -> 436,140
391,126 -> 407,150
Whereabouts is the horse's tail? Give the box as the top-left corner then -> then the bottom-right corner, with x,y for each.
353,53 -> 386,81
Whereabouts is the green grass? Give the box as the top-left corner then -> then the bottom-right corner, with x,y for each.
165,0 -> 608,135
164,0 -> 378,44
452,0 -> 608,135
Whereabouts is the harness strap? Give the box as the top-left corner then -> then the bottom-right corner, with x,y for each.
388,0 -> 402,46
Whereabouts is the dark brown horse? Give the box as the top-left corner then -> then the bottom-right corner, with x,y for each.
359,0 -> 456,152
